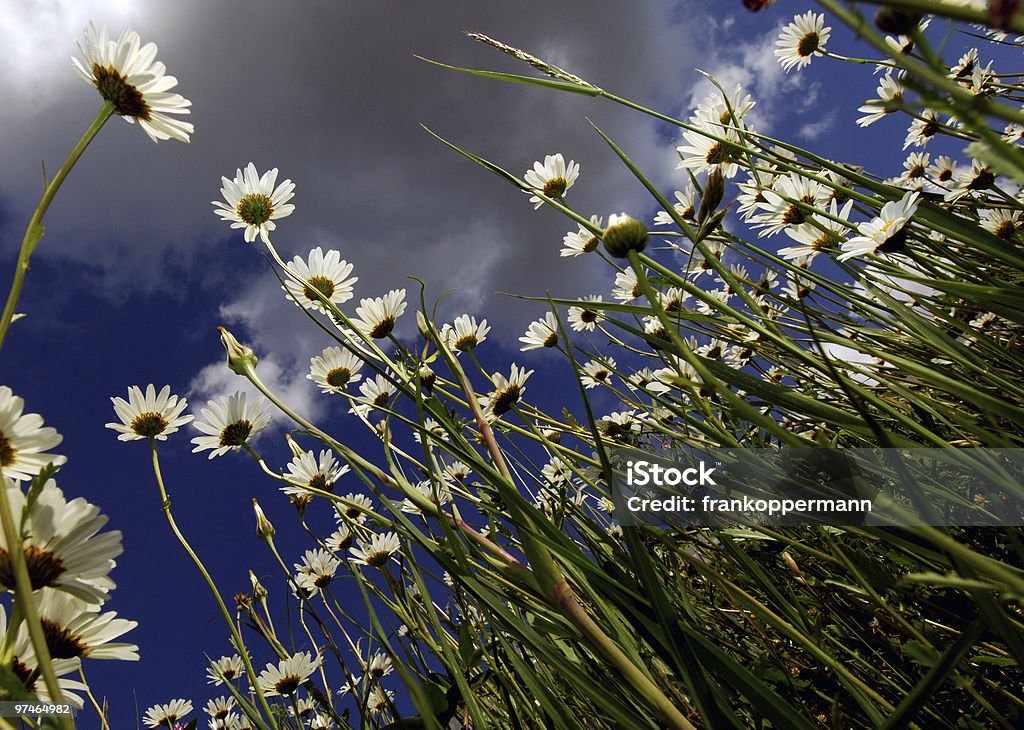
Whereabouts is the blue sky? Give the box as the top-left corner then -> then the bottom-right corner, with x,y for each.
0,0 -> 954,725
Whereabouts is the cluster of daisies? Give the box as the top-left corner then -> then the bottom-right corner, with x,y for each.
0,387 -> 138,710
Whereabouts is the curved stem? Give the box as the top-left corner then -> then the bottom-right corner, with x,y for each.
147,440 -> 278,724
0,102 -> 114,354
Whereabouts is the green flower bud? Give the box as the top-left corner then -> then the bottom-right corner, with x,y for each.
218,326 -> 258,376
602,213 -> 648,258
252,498 -> 275,541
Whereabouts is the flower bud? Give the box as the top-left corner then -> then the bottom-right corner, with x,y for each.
252,498 -> 275,540
285,433 -> 304,458
602,213 -> 648,258
218,326 -> 258,376
418,364 -> 436,395
698,169 -> 725,224
249,569 -> 268,600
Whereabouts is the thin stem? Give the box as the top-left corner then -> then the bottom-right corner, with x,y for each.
147,440 -> 278,724
0,102 -> 114,354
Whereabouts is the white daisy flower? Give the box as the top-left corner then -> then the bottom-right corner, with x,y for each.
143,699 -> 193,728
778,199 -> 853,260
35,588 -> 138,661
212,163 -> 296,245
257,651 -> 322,697
207,655 -> 246,685
283,248 -> 358,312
580,358 -> 616,389
480,365 -> 534,420
400,479 -> 452,514
441,314 -> 490,353
350,289 -> 407,339
886,151 -> 931,191
72,23 -> 193,143
692,85 -> 756,129
443,460 -> 472,482
945,159 -> 995,202
287,697 -> 315,720
310,713 -> 335,729
524,153 -> 580,209
205,696 -> 236,720
838,191 -> 920,261
568,295 -> 605,332
106,384 -> 192,442
519,311 -> 559,350
0,386 -> 65,480
654,187 -> 697,225
283,449 -> 349,496
1,478 -> 121,604
367,686 -> 395,716
598,410 -> 643,439
337,492 -> 374,524
308,346 -> 363,394
676,119 -> 742,178
979,208 -> 1020,239
857,74 -> 904,127
561,215 -> 602,257
542,457 -> 575,486
611,268 -> 642,303
904,110 -> 941,149
775,11 -> 830,72
365,651 -> 394,679
325,524 -> 354,553
350,532 -> 402,567
752,172 -> 829,237
294,548 -> 341,595
349,374 -> 396,418
0,604 -> 88,708
191,392 -> 271,459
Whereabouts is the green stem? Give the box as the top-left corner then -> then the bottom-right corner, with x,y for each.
147,440 -> 278,725
0,470 -> 73,730
0,102 -> 114,354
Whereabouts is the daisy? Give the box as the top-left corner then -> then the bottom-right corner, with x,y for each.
257,651 -> 322,697
350,289 -> 407,339
349,375 -> 397,418
777,199 -> 853,260
412,417 -> 449,444
366,651 -> 394,679
400,479 -> 452,514
205,696 -> 236,720
294,548 -> 341,594
283,248 -> 358,312
72,23 -> 193,143
611,268 -> 641,302
524,153 -> 580,209
480,365 -> 534,420
752,172 -> 829,237
325,524 -> 354,552
580,358 -> 616,389
561,215 -> 602,257
886,151 -> 930,191
542,457 -> 575,486
979,208 -> 1020,239
36,589 -> 138,661
441,314 -> 490,352
0,386 -> 65,480
838,191 -> 920,261
283,449 -> 349,496
106,384 -> 192,441
857,74 -> 904,127
350,532 -> 402,567
945,159 -> 995,202
1,478 -> 121,603
568,295 -> 605,332
598,410 -> 643,439
191,392 -> 272,459
308,346 -> 364,394
775,11 -> 831,72
367,686 -> 396,716
904,110 -> 941,149
927,155 -> 957,189
310,714 -> 335,729
519,311 -> 559,350
212,163 -> 296,245
337,492 -> 373,524
207,655 -> 246,685
0,605 -> 88,708
443,460 -> 472,482
692,85 -> 756,129
143,699 -> 193,728
653,187 -> 697,225
676,119 -> 742,179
